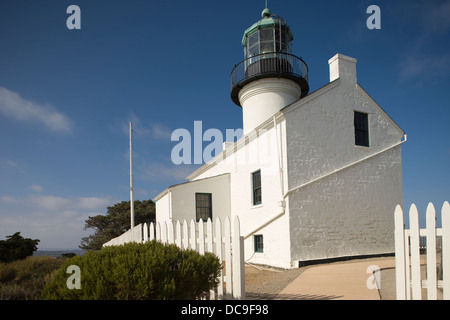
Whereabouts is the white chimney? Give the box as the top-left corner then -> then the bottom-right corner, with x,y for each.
328,53 -> 357,84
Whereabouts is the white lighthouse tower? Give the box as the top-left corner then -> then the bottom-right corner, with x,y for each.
231,8 -> 309,134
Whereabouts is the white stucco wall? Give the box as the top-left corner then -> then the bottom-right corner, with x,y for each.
189,119 -> 293,268
288,146 -> 402,262
155,191 -> 170,224
283,64 -> 404,264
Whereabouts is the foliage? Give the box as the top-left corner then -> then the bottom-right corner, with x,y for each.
41,241 -> 222,300
80,200 -> 155,251
0,256 -> 67,300
0,232 -> 39,263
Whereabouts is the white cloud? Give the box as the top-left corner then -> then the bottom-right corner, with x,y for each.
26,194 -> 113,212
28,184 -> 43,193
395,1 -> 450,84
137,161 -> 198,182
0,158 -> 26,174
424,0 -> 450,33
0,86 -> 73,133
120,112 -> 172,141
0,193 -> 117,248
399,53 -> 450,83
122,112 -> 151,138
0,195 -> 18,204
77,196 -> 112,211
151,123 -> 172,140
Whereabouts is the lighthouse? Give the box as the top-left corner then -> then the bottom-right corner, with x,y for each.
231,8 -> 309,134
155,8 -> 405,269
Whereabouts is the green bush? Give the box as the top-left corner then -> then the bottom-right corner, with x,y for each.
0,256 -> 66,300
41,241 -> 222,300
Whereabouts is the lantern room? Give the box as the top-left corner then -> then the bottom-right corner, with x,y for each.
242,8 -> 293,57
231,8 -> 309,109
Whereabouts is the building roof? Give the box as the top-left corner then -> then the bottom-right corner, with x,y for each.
153,172 -> 230,202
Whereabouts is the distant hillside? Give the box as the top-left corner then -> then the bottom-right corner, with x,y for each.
34,249 -> 85,258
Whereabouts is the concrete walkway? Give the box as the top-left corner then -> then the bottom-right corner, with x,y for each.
275,257 -> 396,300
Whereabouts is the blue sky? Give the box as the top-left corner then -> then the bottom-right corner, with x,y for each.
0,0 -> 449,249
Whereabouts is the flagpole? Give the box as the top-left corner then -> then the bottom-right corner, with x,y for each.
129,121 -> 135,229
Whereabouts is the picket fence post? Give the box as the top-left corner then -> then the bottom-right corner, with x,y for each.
394,205 -> 406,300
190,219 -> 196,251
182,220 -> 188,250
215,218 -> 224,300
175,221 -> 181,247
224,217 -> 232,299
232,216 -> 245,299
409,204 -> 421,300
426,203 -> 437,300
395,201 -> 450,300
443,201 -> 450,300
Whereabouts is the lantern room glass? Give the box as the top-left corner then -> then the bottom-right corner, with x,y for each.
244,25 -> 292,58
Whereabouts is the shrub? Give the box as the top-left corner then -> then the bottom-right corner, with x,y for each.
0,256 -> 66,300
41,241 -> 222,300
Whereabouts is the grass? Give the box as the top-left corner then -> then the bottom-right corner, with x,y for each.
0,256 -> 67,300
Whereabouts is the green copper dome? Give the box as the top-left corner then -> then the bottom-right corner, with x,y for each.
261,8 -> 271,18
241,8 -> 293,48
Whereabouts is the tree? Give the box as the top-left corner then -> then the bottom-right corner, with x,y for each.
80,200 -> 155,251
0,232 -> 40,263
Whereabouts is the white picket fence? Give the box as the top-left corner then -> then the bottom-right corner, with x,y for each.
103,216 -> 245,300
394,201 -> 450,300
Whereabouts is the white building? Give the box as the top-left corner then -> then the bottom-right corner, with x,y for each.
154,8 -> 405,269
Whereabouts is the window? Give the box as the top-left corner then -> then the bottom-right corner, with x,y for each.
252,170 -> 262,205
195,193 -> 212,221
354,111 -> 369,147
259,28 -> 274,53
247,32 -> 260,57
254,235 -> 264,253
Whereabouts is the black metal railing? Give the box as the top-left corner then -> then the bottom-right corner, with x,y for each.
230,52 -> 309,105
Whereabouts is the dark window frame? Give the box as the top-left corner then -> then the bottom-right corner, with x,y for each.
354,111 -> 369,147
252,170 -> 262,205
254,234 -> 264,253
195,193 -> 212,222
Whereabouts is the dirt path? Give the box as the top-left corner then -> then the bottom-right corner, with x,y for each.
244,257 -> 398,300
245,264 -> 310,299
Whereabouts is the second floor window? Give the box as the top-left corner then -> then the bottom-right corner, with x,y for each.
354,111 -> 369,147
252,170 -> 262,205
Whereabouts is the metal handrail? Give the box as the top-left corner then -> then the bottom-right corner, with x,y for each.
230,52 -> 308,89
